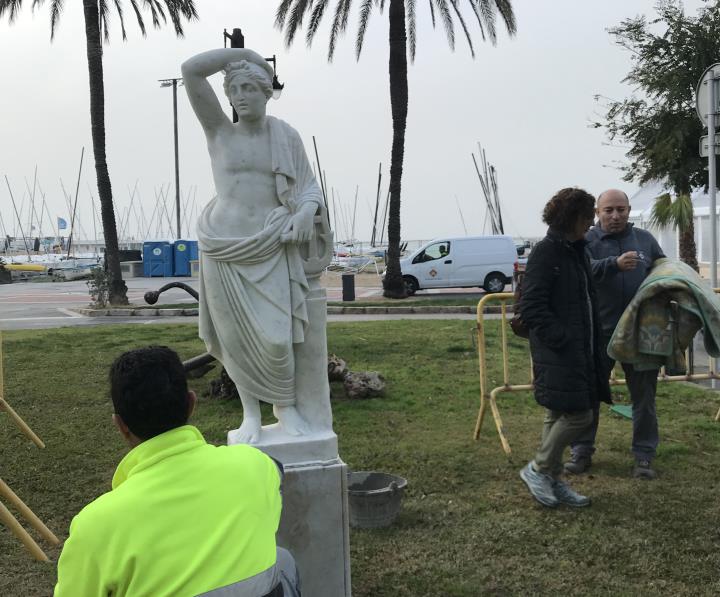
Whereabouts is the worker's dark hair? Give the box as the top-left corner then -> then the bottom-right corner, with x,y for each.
109,346 -> 189,440
542,187 -> 596,233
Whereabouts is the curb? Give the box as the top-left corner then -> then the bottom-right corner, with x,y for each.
72,304 -> 512,317
72,307 -> 199,317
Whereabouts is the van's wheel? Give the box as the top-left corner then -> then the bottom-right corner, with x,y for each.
483,273 -> 506,293
403,276 -> 419,296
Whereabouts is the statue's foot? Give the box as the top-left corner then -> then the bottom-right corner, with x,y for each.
273,405 -> 309,436
233,417 -> 262,444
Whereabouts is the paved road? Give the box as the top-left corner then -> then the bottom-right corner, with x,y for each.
0,277 -> 483,330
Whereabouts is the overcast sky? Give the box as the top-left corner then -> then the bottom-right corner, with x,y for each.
0,0 -> 708,243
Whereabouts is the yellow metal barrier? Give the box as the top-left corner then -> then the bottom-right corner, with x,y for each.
474,292 -> 720,457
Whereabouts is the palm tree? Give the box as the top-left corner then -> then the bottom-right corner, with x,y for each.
0,0 -> 198,304
648,191 -> 698,271
276,0 -> 516,298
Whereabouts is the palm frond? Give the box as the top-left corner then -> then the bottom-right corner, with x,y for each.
283,0 -> 314,47
112,0 -> 127,40
179,0 -> 198,21
162,2 -> 185,37
475,0 -> 495,43
145,0 -> 161,29
0,0 -> 24,22
49,0 -> 63,40
428,0 -> 435,28
164,0 -> 198,36
275,0 -> 295,28
129,0 -> 146,36
152,0 -> 167,24
494,0 -> 516,36
431,0 -> 455,51
648,192 -> 693,231
449,0 -> 474,57
465,0 -> 485,42
306,0 -> 329,48
99,0 -> 111,43
377,0 -> 386,11
406,0 -> 416,62
355,0 -> 375,58
328,0 -> 353,61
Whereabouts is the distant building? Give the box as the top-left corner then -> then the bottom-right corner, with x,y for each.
629,181 -> 720,264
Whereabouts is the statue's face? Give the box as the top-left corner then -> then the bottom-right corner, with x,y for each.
227,74 -> 267,121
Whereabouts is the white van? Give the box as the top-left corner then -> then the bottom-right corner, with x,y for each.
399,235 -> 516,295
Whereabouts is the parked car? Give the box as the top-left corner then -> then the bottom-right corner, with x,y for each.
395,235 -> 517,295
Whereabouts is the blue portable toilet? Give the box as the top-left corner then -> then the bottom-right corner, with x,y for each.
143,241 -> 173,277
173,240 -> 193,276
188,240 -> 199,261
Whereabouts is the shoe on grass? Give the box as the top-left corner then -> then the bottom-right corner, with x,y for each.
564,453 -> 592,475
519,462 -> 558,508
553,480 -> 591,507
632,460 -> 657,480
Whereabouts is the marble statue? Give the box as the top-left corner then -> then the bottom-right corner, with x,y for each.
182,49 -> 333,445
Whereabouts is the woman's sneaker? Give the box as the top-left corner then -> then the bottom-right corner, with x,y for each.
519,462 -> 558,507
552,479 -> 591,507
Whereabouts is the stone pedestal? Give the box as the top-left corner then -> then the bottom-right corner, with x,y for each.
231,433 -> 351,597
278,454 -> 351,597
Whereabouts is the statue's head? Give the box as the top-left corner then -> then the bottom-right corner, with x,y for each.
223,59 -> 273,121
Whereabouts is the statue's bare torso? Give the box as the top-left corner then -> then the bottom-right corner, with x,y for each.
207,125 -> 278,238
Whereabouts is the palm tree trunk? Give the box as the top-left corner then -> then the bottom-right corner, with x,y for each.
679,217 -> 699,272
83,0 -> 127,305
382,0 -> 409,299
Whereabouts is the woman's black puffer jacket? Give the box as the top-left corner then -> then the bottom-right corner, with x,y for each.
520,228 -> 611,412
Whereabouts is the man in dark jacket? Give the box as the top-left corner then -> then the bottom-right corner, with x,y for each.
565,189 -> 665,479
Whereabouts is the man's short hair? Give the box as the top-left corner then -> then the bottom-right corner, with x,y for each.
109,346 -> 189,440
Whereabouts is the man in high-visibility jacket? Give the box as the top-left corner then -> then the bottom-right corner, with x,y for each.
54,346 -> 300,597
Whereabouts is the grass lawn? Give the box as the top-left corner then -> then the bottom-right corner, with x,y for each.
1,321 -> 720,596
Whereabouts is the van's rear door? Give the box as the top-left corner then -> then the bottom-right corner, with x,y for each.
450,238 -> 508,286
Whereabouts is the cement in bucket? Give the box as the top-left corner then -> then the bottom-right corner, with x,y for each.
347,471 -> 408,529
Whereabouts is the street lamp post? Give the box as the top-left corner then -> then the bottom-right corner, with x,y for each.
159,77 -> 183,239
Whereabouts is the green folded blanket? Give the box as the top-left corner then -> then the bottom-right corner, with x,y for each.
608,258 -> 720,372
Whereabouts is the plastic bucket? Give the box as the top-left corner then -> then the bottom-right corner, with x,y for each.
347,471 -> 408,529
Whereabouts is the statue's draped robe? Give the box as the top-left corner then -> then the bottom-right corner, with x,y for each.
198,116 -> 322,406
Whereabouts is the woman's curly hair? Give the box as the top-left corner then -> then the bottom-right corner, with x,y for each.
542,187 -> 596,233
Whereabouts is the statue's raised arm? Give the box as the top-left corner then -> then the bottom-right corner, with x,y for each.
181,48 -> 272,135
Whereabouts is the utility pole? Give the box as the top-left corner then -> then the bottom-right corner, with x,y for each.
159,77 -> 183,239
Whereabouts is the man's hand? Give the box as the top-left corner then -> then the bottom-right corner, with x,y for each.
281,204 -> 316,244
616,251 -> 640,271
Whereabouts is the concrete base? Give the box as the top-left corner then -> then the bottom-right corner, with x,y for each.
276,456 -> 352,597
239,432 -> 352,597
228,426 -> 338,463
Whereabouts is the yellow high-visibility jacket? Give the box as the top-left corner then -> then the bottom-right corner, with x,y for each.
54,425 -> 281,597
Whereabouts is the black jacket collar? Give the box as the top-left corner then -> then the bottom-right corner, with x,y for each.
546,227 -> 589,250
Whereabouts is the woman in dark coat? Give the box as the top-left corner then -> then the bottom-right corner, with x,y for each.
519,188 -> 612,508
